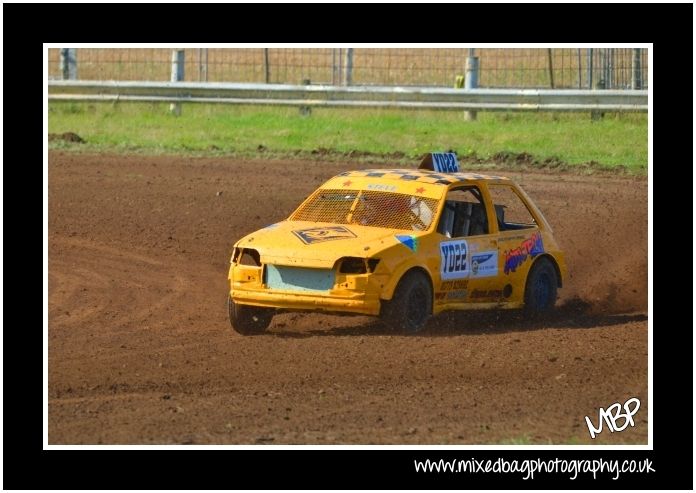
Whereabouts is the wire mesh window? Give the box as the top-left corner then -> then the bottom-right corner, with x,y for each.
290,189 -> 440,232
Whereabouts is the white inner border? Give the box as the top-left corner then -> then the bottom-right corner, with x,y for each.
43,42 -> 652,451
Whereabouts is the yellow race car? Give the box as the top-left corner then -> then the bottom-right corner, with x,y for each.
228,153 -> 566,334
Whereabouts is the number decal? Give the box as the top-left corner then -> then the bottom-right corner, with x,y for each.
431,153 -> 460,173
440,240 -> 469,280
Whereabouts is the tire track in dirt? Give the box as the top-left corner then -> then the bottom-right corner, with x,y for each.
49,236 -> 191,331
48,152 -> 648,445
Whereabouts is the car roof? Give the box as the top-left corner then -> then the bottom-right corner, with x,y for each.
337,168 -> 510,186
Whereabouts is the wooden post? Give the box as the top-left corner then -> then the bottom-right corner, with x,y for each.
170,49 -> 184,116
198,48 -> 208,82
547,48 -> 555,89
263,48 -> 270,84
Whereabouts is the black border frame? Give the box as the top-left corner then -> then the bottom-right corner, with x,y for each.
8,2 -> 692,490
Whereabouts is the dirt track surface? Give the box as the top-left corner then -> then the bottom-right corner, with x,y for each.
48,152 -> 648,444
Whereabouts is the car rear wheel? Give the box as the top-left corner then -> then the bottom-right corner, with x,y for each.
523,257 -> 558,317
228,295 -> 274,335
380,270 -> 432,333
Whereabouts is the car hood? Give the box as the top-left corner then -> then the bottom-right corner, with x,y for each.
236,220 -> 423,268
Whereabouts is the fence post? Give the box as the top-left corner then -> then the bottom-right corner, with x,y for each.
607,48 -> 614,89
343,48 -> 354,86
198,48 -> 208,82
464,50 -> 479,121
632,48 -> 642,89
299,79 -> 312,116
590,50 -> 604,120
60,48 -> 77,80
547,49 -> 555,89
602,49 -> 610,90
170,49 -> 185,116
591,78 -> 605,121
587,48 -> 593,89
332,48 -> 338,85
263,48 -> 270,84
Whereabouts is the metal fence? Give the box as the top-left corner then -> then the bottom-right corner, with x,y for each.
48,48 -> 648,89
48,81 -> 648,113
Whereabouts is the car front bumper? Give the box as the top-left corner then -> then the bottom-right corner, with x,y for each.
231,287 -> 381,315
229,264 -> 383,316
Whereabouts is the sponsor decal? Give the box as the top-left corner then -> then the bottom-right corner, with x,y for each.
470,251 -> 498,278
367,183 -> 397,192
446,289 -> 468,300
432,152 -> 460,173
342,180 -> 353,187
293,226 -> 357,245
435,289 -> 467,301
439,280 -> 469,291
503,232 -> 544,274
440,240 -> 469,280
395,234 -> 418,252
470,288 -> 504,299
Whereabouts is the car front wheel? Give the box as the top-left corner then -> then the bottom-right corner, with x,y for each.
380,270 -> 432,333
228,296 -> 274,335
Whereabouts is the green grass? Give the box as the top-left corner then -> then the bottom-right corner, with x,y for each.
48,102 -> 648,172
497,434 -> 640,445
499,434 -> 533,445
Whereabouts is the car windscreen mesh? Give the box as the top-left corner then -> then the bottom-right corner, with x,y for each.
290,189 -> 439,231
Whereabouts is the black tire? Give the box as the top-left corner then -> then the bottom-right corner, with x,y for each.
380,270 -> 432,333
523,257 -> 558,317
228,296 -> 273,335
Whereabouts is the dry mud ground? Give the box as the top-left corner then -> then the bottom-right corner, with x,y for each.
48,152 -> 648,444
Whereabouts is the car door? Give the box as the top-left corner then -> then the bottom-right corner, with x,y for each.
485,183 -> 544,304
433,184 -> 500,307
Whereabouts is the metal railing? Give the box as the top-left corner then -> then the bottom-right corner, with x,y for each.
48,80 -> 648,112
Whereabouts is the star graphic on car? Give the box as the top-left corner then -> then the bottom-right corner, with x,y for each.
342,180 -> 352,187
415,187 -> 425,194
